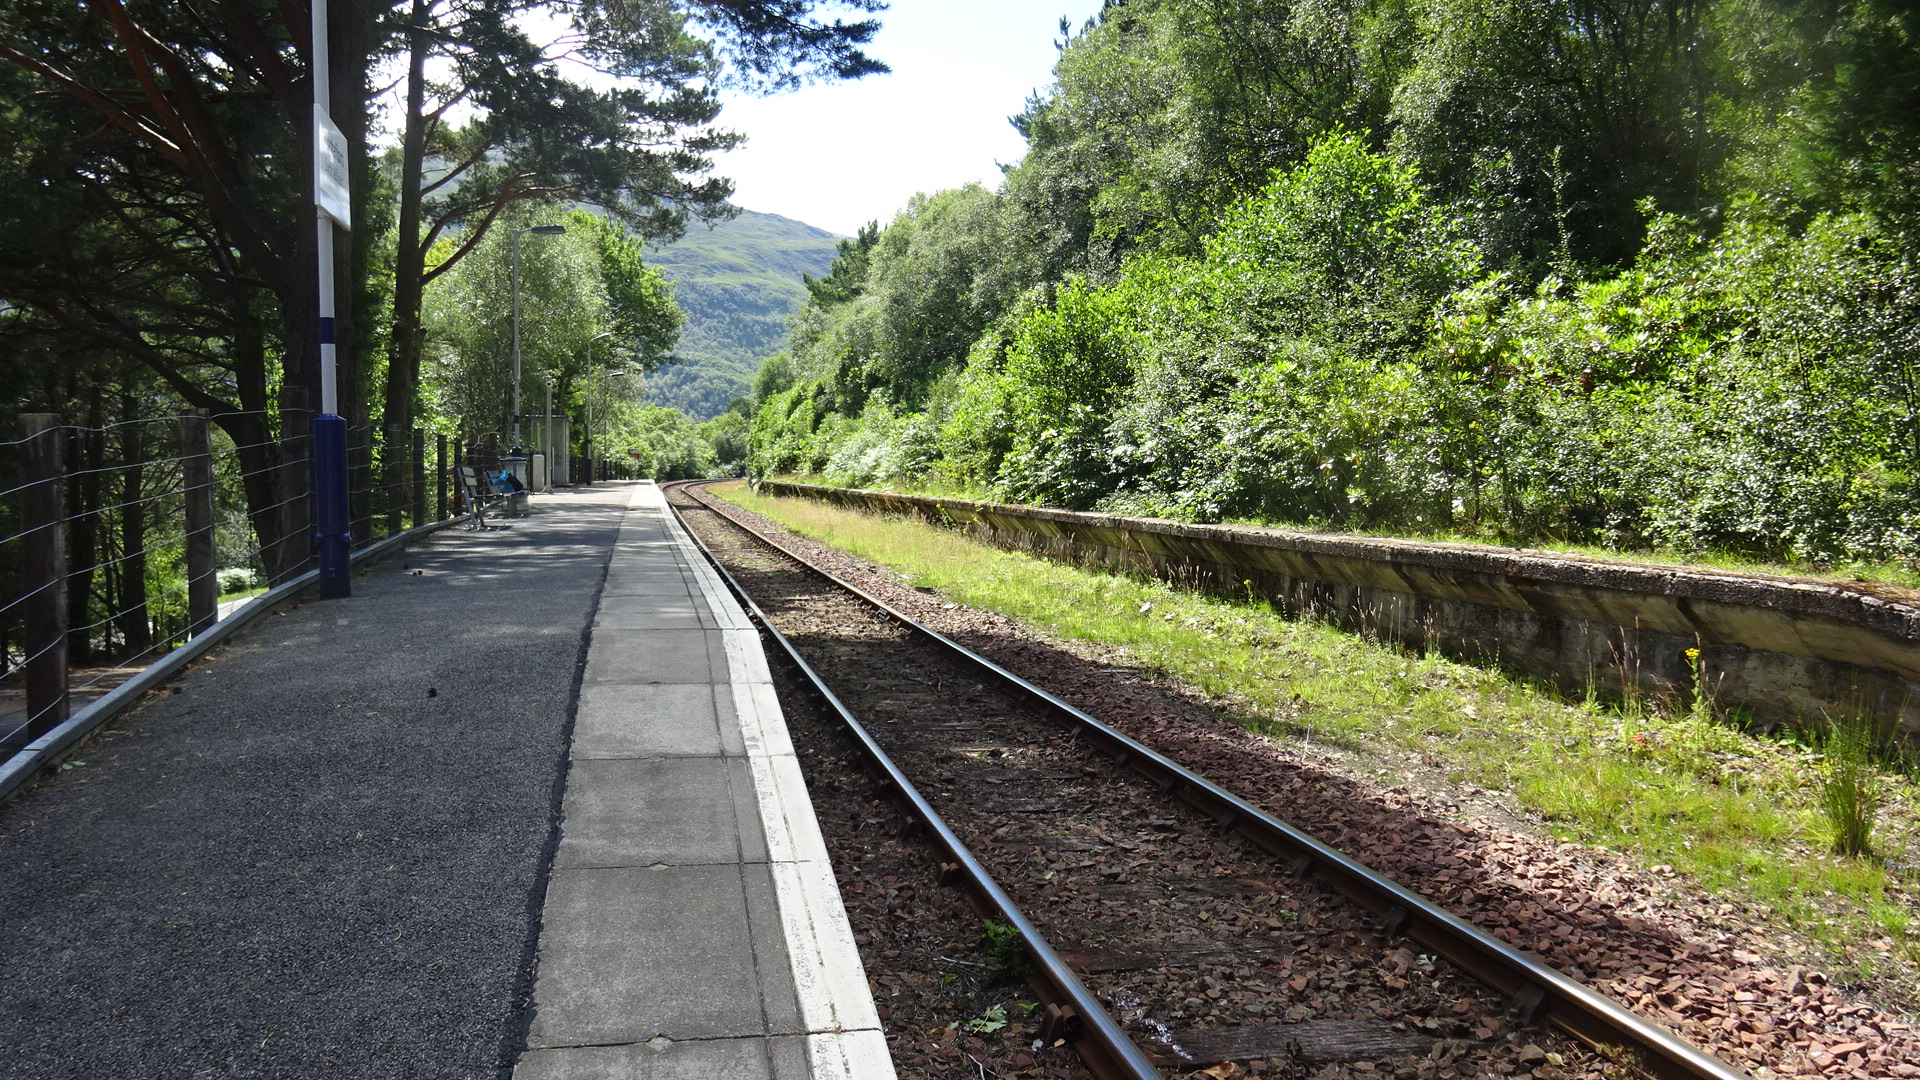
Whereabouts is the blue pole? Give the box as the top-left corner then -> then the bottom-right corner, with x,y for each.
313,0 -> 350,598
315,412 -> 350,598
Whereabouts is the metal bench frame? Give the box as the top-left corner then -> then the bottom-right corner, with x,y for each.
456,466 -> 508,529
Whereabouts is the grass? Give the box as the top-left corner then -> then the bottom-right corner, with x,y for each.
714,481 -> 1920,982
1820,713 -> 1889,859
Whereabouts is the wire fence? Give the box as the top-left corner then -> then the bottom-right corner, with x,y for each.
0,410 -> 525,762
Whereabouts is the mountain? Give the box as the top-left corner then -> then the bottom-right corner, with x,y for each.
644,209 -> 842,419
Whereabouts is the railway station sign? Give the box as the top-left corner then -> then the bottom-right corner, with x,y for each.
313,104 -> 352,229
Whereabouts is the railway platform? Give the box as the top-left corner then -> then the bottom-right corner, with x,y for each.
515,482 -> 892,1079
0,481 -> 891,1080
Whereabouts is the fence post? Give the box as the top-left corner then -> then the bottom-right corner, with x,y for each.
411,428 -> 427,528
20,414 -> 68,748
384,424 -> 405,536
436,434 -> 449,522
451,438 -> 464,513
278,388 -> 314,582
182,409 -> 217,638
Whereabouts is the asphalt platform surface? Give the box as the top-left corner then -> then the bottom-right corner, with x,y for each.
0,486 -> 630,1079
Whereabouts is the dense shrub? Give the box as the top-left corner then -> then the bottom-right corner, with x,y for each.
751,127 -> 1920,566
1422,210 -> 1920,559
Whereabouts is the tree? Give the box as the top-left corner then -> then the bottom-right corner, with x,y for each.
1390,0 -> 1720,268
422,205 -> 680,445
1794,0 -> 1920,232
0,0 -> 345,583
996,0 -> 1409,268
618,404 -> 715,478
381,0 -> 892,511
382,0 -> 738,491
2,0 -> 891,579
674,0 -> 889,88
802,221 -> 881,304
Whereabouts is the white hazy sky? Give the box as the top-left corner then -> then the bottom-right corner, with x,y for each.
710,1 -> 1107,236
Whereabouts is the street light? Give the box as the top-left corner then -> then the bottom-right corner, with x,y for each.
511,224 -> 566,447
584,330 -> 616,484
542,374 -> 555,492
590,368 -> 628,484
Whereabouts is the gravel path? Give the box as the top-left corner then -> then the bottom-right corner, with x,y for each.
0,488 -> 627,1080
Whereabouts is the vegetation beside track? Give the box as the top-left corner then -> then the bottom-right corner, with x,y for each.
711,482 -> 1920,990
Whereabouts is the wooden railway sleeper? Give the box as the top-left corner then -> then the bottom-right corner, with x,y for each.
1379,903 -> 1412,939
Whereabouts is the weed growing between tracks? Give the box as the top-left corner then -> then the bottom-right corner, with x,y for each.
712,482 -> 1920,989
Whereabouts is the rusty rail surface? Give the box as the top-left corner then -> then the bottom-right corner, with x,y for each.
673,481 -> 1752,1080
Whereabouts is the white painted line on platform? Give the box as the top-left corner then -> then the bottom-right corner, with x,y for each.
663,483 -> 895,1079
810,1030 -> 898,1080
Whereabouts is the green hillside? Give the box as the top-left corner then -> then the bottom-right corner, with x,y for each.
644,209 -> 841,419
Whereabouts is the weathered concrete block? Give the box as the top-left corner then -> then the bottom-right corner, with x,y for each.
762,481 -> 1920,743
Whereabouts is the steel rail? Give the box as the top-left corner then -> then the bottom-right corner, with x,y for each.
666,484 -> 1164,1080
676,481 -> 1753,1080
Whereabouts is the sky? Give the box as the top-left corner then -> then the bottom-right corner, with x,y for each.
709,1 -> 1108,237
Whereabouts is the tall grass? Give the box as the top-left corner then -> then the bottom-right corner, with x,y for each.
1819,712 -> 1887,858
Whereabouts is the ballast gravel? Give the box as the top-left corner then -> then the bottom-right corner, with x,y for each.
694,484 -> 1920,1080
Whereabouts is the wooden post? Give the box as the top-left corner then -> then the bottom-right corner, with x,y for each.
451,438 -> 464,513
411,428 -> 427,528
183,410 -> 217,638
436,434 -> 449,521
276,387 -> 314,582
385,424 -> 406,536
19,414 -> 68,748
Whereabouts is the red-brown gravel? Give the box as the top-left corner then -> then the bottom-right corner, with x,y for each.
688,483 -> 1920,1079
682,490 -> 1589,1078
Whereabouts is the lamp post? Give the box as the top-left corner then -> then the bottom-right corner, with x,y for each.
511,224 -> 566,446
584,330 -> 615,484
542,375 -> 554,492
590,365 -> 627,485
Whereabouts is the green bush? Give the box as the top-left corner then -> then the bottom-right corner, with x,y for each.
748,129 -> 1920,570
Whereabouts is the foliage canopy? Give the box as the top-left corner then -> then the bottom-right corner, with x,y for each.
747,0 -> 1920,567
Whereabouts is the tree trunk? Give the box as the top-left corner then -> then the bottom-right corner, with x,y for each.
383,0 -> 433,522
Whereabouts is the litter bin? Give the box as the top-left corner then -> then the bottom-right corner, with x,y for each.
498,454 -> 531,517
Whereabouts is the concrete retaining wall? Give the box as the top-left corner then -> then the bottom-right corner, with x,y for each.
759,481 -> 1920,742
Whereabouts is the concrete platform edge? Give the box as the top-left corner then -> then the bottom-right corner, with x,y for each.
667,485 -> 893,1078
513,483 -> 893,1080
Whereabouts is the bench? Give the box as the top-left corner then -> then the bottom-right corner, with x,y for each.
456,466 -> 526,528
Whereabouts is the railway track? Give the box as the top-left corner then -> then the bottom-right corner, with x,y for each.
665,481 -> 1751,1080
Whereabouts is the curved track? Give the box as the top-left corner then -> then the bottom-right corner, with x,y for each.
666,480 -> 1750,1080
